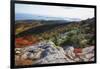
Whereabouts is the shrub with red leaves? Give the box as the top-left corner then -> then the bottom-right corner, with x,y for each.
15,35 -> 39,48
74,48 -> 82,53
74,48 -> 82,56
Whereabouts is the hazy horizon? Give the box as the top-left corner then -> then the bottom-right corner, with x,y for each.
15,3 -> 94,20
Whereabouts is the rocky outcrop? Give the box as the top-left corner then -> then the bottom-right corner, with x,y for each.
79,46 -> 95,61
15,41 -> 95,65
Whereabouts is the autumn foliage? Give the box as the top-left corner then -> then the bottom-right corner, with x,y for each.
74,48 -> 82,53
15,35 -> 40,48
74,48 -> 82,57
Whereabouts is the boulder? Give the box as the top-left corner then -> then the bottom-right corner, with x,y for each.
32,41 -> 75,64
34,47 -> 68,64
77,46 -> 95,61
64,46 -> 75,59
82,46 -> 94,54
15,40 -> 95,65
85,53 -> 94,59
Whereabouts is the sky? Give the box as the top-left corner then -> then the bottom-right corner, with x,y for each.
15,3 -> 94,20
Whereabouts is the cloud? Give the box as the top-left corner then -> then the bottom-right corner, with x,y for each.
15,3 -> 94,20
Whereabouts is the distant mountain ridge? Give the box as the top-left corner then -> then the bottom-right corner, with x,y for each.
15,13 -> 81,21
16,17 -> 94,37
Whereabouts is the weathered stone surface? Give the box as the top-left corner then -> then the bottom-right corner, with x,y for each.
81,46 -> 94,61
15,41 -> 95,65
82,46 -> 94,54
76,46 -> 95,62
64,46 -> 75,60
33,41 -> 72,64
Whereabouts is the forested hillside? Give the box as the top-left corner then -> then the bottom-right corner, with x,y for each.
15,18 -> 95,48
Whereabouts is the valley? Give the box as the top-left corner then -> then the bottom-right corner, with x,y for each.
15,17 -> 95,66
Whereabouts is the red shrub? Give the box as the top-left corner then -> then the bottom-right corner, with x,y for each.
15,35 -> 39,48
74,48 -> 82,53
